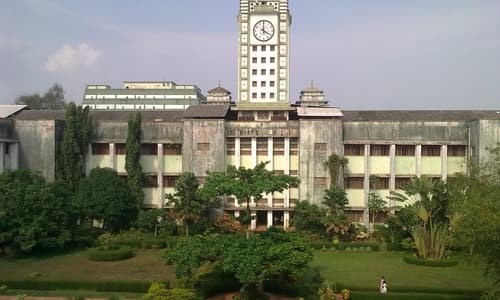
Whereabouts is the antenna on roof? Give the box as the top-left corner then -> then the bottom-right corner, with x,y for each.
310,80 -> 314,87
218,80 -> 221,87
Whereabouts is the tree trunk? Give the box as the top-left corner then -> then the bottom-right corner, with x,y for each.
185,223 -> 189,237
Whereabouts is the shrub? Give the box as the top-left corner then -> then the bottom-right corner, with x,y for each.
196,272 -> 240,298
0,280 -> 153,293
0,285 -> 7,294
88,246 -> 134,261
263,267 -> 322,299
403,255 -> 459,267
337,242 -> 380,252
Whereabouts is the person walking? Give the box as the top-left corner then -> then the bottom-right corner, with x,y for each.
381,279 -> 388,293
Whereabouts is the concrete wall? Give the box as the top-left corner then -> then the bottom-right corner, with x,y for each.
183,119 -> 226,176
14,120 -> 64,180
299,118 -> 343,205
93,121 -> 183,143
470,120 -> 500,163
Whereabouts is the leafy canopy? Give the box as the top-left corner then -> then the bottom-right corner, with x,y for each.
14,83 -> 67,110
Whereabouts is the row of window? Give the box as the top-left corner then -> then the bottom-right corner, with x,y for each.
252,57 -> 276,64
343,144 -> 467,157
227,137 -> 299,155
238,111 -> 288,121
313,176 -> 442,189
252,80 -> 275,87
252,92 -> 275,99
252,69 -> 276,76
91,143 -> 182,155
252,45 -> 276,52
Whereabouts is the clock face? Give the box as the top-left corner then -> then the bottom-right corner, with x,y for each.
253,20 -> 275,42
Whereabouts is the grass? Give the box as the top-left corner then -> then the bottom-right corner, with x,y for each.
3,289 -> 143,299
0,249 -> 175,284
312,251 -> 489,293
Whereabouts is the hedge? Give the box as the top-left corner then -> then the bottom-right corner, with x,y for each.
402,255 -> 459,267
88,246 -> 134,261
309,241 -> 380,251
350,291 -> 479,300
0,280 -> 154,293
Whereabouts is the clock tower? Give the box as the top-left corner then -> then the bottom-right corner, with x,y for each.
238,0 -> 291,104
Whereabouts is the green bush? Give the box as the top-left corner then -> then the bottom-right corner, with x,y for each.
0,280 -> 153,293
403,255 -> 459,267
195,272 -> 240,298
309,241 -> 330,250
88,246 -> 134,261
337,242 -> 380,251
263,267 -> 322,299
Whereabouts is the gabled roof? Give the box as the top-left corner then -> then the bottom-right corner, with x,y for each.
0,105 -> 28,118
14,110 -> 184,122
342,110 -> 500,121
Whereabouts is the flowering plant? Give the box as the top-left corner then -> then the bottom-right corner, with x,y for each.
341,288 -> 350,300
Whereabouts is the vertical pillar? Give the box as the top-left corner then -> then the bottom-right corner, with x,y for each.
267,211 -> 273,228
363,144 -> 370,227
284,138 -> 290,207
415,145 -> 422,177
284,211 -> 289,230
10,143 -> 18,170
250,138 -> 257,207
251,211 -> 256,230
441,145 -> 447,181
0,142 -> 5,173
235,137 -> 241,168
389,144 -> 396,210
109,143 -> 115,169
157,143 -> 164,208
86,143 -> 92,175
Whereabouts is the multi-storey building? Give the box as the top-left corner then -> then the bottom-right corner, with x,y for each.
1,0 -> 499,229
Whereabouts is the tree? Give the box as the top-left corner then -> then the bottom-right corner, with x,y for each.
289,201 -> 325,235
166,172 -> 211,237
58,102 -> 92,191
126,112 -> 144,207
14,83 -> 67,110
134,209 -> 166,233
76,168 -> 138,233
0,170 -> 77,255
164,228 -> 313,299
451,144 -> 500,299
201,162 -> 300,238
388,176 -> 453,259
323,153 -> 348,187
367,176 -> 387,233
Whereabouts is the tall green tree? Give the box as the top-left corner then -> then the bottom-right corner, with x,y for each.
14,83 -> 67,110
0,170 -> 77,254
58,102 -> 92,191
323,153 -> 348,187
451,144 -> 500,299
125,112 -> 144,207
368,176 -> 387,233
201,162 -> 300,238
166,172 -> 211,237
76,168 -> 138,233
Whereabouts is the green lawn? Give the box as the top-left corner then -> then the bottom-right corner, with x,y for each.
312,251 -> 489,293
0,249 -> 176,284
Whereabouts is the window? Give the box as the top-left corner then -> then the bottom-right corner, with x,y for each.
273,138 -> 285,155
273,170 -> 285,175
252,81 -> 257,87
261,81 -> 266,87
270,81 -> 275,87
270,92 -> 275,99
252,69 -> 257,75
270,45 -> 275,51
141,143 -> 158,155
448,145 -> 466,157
197,143 -> 210,151
143,175 -> 158,188
344,144 -> 364,156
270,57 -> 275,63
261,45 -> 266,51
289,170 -> 298,176
261,69 -> 266,75
164,144 -> 182,155
239,111 -> 254,121
261,92 -> 266,99
252,57 -> 257,63
314,177 -> 327,188
370,145 -> 390,156
116,143 -> 126,155
422,145 -> 441,156
252,93 -> 257,99
345,177 -> 364,189
4,144 -> 9,154
256,111 -> 269,121
271,111 -> 287,121
252,45 -> 258,51
395,177 -> 412,189
396,145 -> 415,156
226,138 -> 235,155
270,69 -> 275,75
257,138 -> 268,155
314,143 -> 327,152
290,138 -> 299,155
163,176 -> 178,188
261,57 -> 266,63
92,143 -> 109,155
240,138 -> 251,155
370,177 -> 389,189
